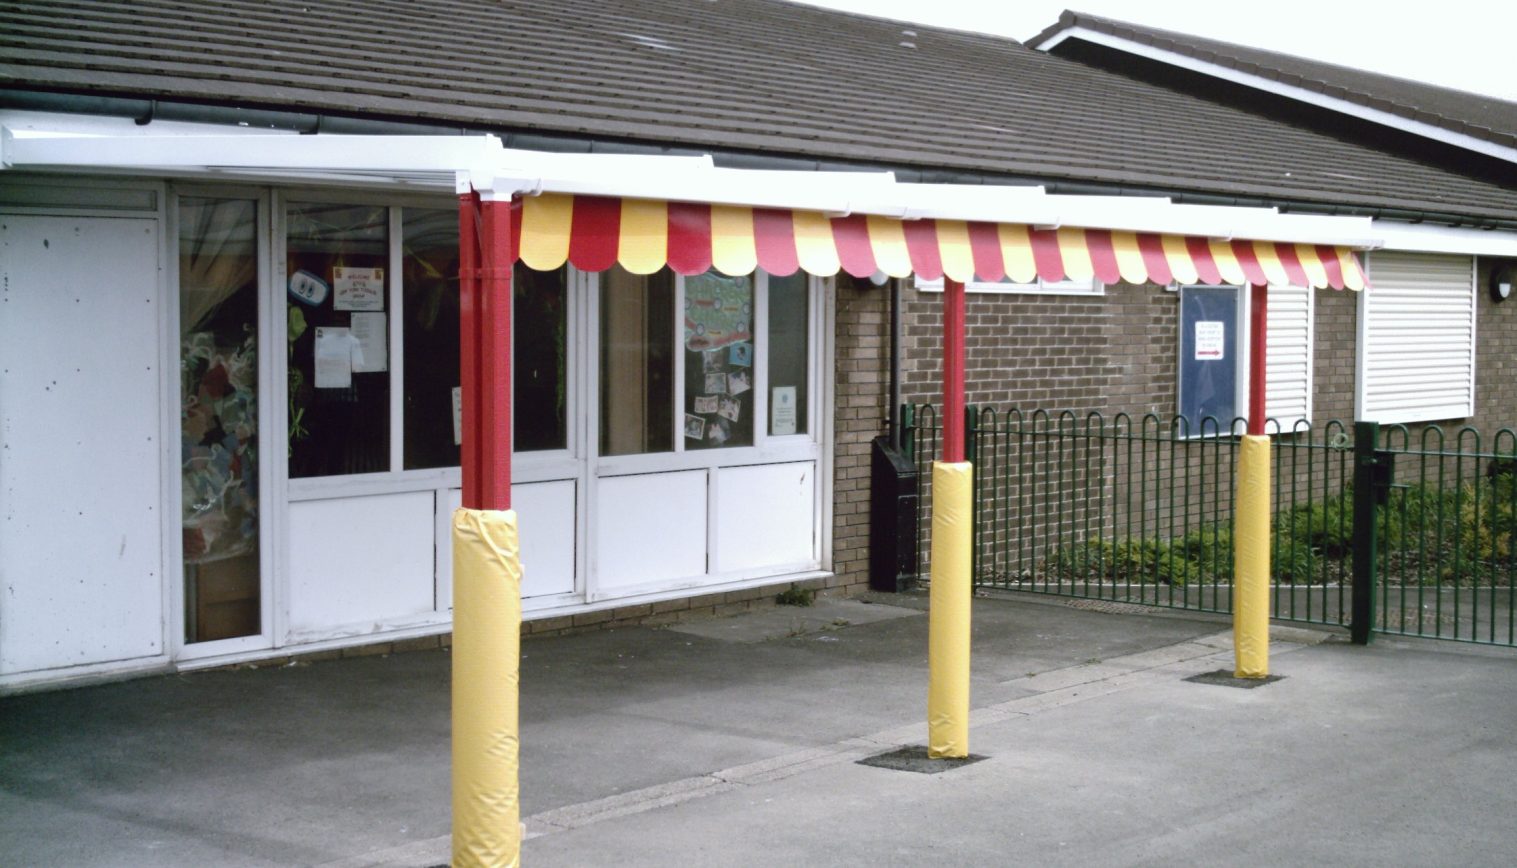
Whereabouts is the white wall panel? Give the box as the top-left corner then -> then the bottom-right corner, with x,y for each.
715,462 -> 816,573
0,215 -> 164,674
595,471 -> 706,592
438,481 -> 576,606
287,492 -> 435,636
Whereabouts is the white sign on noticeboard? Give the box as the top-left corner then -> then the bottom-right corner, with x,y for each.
1195,321 -> 1225,361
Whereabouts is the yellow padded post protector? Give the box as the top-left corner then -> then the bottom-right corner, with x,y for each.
928,461 -> 973,758
451,508 -> 522,868
1233,436 -> 1271,679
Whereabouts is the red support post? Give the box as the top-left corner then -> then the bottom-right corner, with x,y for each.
477,197 -> 515,510
942,277 -> 967,463
1248,283 -> 1268,436
458,192 -> 482,508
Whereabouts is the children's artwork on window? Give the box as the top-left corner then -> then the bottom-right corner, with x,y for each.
727,369 -> 751,396
718,396 -> 741,423
684,271 -> 753,352
728,341 -> 753,367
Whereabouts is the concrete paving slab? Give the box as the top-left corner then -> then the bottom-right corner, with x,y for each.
664,598 -> 922,643
10,592 -> 1504,868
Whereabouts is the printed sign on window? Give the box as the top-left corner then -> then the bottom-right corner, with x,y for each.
1195,321 -> 1225,360
333,266 -> 385,311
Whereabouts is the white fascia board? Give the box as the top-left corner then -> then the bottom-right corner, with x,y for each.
1370,220 -> 1517,256
849,182 -> 1055,223
1043,26 -> 1517,166
530,163 -> 899,214
1041,193 -> 1377,247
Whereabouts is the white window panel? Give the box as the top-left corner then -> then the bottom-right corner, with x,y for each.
1357,252 -> 1476,424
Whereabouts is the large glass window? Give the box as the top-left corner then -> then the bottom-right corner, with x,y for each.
600,266 -> 674,455
400,208 -> 459,470
599,268 -> 812,456
286,203 -> 390,478
514,264 -> 570,452
180,197 -> 260,643
684,271 -> 755,449
767,272 -> 809,436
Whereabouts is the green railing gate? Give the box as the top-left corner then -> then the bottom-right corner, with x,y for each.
1355,421 -> 1517,646
902,405 -> 1517,647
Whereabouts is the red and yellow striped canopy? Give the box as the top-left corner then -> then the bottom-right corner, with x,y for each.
514,194 -> 1367,290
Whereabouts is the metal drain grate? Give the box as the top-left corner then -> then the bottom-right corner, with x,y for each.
1063,598 -> 1157,616
857,746 -> 988,774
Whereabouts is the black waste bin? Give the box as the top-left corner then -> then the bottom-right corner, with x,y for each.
869,434 -> 919,592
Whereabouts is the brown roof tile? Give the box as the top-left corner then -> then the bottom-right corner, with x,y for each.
3,0 -> 1516,223
1029,9 -> 1517,150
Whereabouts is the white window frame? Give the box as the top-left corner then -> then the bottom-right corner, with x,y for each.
1175,283 -> 1315,436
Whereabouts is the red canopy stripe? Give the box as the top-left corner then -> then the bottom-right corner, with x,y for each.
1136,233 -> 1173,286
667,202 -> 713,274
1275,242 -> 1310,289
831,214 -> 877,278
902,220 -> 944,281
966,221 -> 1005,283
1316,244 -> 1346,290
1185,236 -> 1223,285
1232,239 -> 1269,287
1028,228 -> 1065,282
1085,229 -> 1122,285
567,195 -> 621,273
753,208 -> 800,276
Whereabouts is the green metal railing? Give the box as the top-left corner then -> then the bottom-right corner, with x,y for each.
1359,422 -> 1517,646
907,405 -> 1350,622
902,405 -> 1517,646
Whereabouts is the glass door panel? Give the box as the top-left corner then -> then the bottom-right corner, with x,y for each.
180,197 -> 261,643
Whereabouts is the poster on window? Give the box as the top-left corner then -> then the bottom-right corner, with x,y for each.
684,272 -> 753,352
771,386 -> 797,435
1194,321 -> 1225,360
314,327 -> 353,388
333,266 -> 385,311
349,312 -> 388,373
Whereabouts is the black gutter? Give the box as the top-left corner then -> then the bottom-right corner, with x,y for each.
6,89 -> 1515,233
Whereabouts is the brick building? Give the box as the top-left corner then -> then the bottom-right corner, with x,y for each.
2,0 -> 1514,689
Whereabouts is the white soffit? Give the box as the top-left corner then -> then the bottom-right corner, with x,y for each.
1036,26 -> 1517,167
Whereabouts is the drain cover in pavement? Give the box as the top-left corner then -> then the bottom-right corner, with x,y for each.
857,746 -> 987,774
1184,669 -> 1285,688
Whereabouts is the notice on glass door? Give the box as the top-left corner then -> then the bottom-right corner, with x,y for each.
1195,321 -> 1225,360
333,266 -> 385,311
349,312 -> 388,373
771,386 -> 797,436
314,327 -> 353,388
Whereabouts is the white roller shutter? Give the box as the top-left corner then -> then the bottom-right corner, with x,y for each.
1265,285 -> 1313,430
1357,252 -> 1476,423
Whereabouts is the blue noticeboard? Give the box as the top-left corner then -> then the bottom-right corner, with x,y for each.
1179,286 -> 1239,435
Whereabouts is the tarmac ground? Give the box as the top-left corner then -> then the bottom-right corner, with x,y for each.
4,591 -> 1516,866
